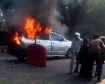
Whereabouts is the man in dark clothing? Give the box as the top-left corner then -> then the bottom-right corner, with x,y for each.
101,38 -> 105,63
87,35 -> 105,82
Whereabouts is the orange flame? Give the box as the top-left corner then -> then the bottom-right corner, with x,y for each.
45,27 -> 52,34
13,32 -> 21,46
23,16 -> 52,39
11,16 -> 52,46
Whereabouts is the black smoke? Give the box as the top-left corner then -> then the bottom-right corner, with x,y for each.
2,0 -> 68,36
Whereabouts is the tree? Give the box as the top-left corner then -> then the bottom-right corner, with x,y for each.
58,0 -> 105,39
57,0 -> 88,39
0,5 -> 7,32
76,0 -> 105,39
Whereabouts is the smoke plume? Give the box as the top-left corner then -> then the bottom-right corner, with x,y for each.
4,0 -> 68,36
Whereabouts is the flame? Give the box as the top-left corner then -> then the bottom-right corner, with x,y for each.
13,32 -> 21,46
23,16 -> 52,39
10,16 -> 52,46
45,27 -> 52,34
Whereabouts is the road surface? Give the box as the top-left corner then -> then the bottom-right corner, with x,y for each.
0,53 -> 105,84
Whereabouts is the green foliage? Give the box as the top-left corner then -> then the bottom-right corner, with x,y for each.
58,0 -> 105,39
0,22 -> 7,32
76,0 -> 105,39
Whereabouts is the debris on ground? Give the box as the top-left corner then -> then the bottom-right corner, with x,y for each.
0,62 -> 6,66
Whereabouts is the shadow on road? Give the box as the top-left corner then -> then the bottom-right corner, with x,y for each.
46,56 -> 69,60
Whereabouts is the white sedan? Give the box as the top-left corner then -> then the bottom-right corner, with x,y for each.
21,32 -> 72,58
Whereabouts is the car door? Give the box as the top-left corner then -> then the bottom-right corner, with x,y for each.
36,34 -> 52,55
50,32 -> 68,55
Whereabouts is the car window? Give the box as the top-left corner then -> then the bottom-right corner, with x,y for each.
38,34 -> 49,40
50,33 -> 64,41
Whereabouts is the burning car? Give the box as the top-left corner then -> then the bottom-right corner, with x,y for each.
5,16 -> 72,60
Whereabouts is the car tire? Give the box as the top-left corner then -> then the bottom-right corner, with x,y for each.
16,53 -> 26,61
65,48 -> 71,58
16,56 -> 25,61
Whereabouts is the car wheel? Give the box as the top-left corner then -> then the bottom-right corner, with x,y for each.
17,56 -> 25,61
16,53 -> 26,61
65,48 -> 71,58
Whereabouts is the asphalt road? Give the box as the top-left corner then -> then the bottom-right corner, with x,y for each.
0,53 -> 105,84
